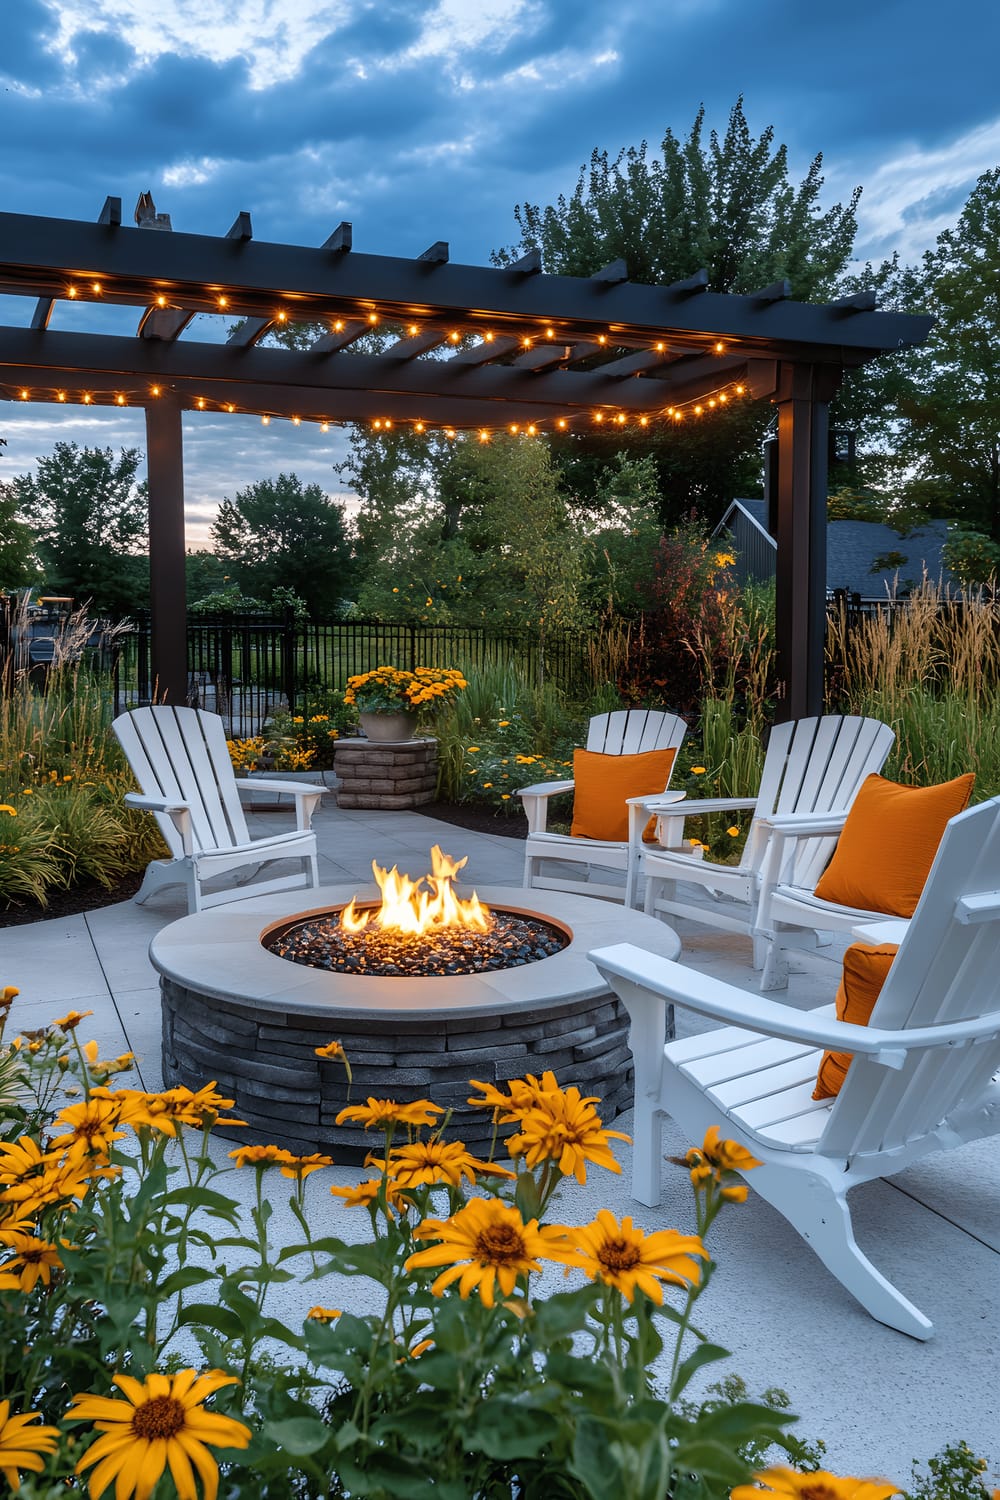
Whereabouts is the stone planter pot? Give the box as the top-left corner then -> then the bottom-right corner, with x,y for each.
359,710 -> 418,743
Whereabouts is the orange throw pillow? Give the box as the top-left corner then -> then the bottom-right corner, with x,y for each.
570,747 -> 676,843
813,943 -> 898,1100
812,772 -> 974,918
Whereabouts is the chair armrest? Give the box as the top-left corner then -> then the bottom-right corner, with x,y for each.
517,780 -> 574,835
762,811 -> 849,836
852,918 -> 909,946
589,942 -> 1000,1060
234,778 -> 322,830
124,792 -> 193,855
630,795 -> 758,816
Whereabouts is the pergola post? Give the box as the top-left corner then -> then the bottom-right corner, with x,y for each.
144,398 -> 188,704
772,362 -> 843,721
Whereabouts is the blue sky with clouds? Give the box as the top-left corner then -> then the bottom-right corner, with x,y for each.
2,0 -> 999,542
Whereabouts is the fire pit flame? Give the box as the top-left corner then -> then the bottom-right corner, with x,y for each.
340,844 -> 493,938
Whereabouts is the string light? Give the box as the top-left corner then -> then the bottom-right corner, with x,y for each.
91,282 -> 102,295
67,286 -> 77,299
320,421 -> 329,433
714,341 -> 725,353
367,312 -> 378,325
415,422 -> 425,433
19,390 -> 28,400
151,386 -> 161,397
57,391 -> 66,402
217,296 -> 228,309
276,311 -> 287,324
196,397 -> 206,409
83,393 -> 92,404
527,424 -> 537,436
545,327 -> 555,339
292,415 -> 301,425
261,415 -> 270,425
156,294 -> 167,307
478,430 -> 490,442
116,394 -> 126,406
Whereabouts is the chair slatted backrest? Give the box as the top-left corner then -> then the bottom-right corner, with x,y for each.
754,716 -> 895,889
113,706 -> 251,858
820,796 -> 1000,1161
585,709 -> 686,757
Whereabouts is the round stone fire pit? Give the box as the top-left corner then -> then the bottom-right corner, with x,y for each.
150,884 -> 680,1162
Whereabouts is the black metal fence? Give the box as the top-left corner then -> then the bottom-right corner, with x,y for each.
113,613 -> 596,734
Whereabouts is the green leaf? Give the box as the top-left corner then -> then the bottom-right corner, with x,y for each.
177,1302 -> 248,1339
157,1266 -> 217,1298
461,1398 -> 561,1460
260,1416 -> 331,1459
669,1340 -> 731,1397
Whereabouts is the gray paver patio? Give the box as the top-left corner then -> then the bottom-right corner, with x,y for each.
2,793 -> 997,1483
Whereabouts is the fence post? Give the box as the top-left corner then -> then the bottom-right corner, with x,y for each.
282,607 -> 297,715
408,623 -> 417,672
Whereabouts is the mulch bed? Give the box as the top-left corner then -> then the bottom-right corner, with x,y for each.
0,802 -> 527,928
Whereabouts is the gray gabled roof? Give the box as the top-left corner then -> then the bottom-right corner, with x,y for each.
827,519 -> 956,596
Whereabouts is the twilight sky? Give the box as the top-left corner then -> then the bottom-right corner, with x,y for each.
2,0 -> 999,544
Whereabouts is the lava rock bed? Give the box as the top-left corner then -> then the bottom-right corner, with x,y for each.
263,908 -> 569,977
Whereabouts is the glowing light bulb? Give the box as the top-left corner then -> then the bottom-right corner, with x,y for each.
509,424 -> 519,435
196,397 -> 205,409
217,296 -> 228,309
445,428 -> 456,439
19,389 -> 28,400
292,415 -> 300,425
156,294 -> 167,307
449,331 -> 461,343
479,430 -> 490,443
57,391 -> 66,402
67,286 -> 78,299
695,404 -> 703,415
116,394 -> 126,406
277,311 -> 287,323
522,337 -> 531,347
556,418 -> 567,429
484,331 -> 494,342
408,324 -> 418,335
593,411 -> 604,423
615,413 -> 626,424
714,341 -> 724,353
415,422 -> 425,433
321,422 -> 329,433
736,384 -> 745,395
545,327 -> 554,339
262,415 -> 271,425
655,341 -> 665,352
92,281 -> 102,295
527,424 -> 537,436
334,320 -> 344,332
373,420 -> 382,429
384,419 -> 392,430
83,393 -> 92,404
368,312 -> 378,324
226,403 -> 235,413
640,415 -> 649,427
598,334 -> 607,345
708,398 -> 717,408
719,393 -> 728,403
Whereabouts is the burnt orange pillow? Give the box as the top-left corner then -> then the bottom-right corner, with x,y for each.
570,747 -> 676,843
812,772 -> 974,918
813,943 -> 898,1100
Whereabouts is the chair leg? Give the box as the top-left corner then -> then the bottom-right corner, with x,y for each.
751,933 -> 768,971
758,937 -> 789,991
133,860 -> 180,907
753,1167 -> 933,1340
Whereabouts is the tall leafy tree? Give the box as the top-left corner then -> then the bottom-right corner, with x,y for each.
210,473 -> 353,615
894,169 -> 1000,539
0,481 -> 40,589
9,443 -> 148,615
495,98 -> 863,525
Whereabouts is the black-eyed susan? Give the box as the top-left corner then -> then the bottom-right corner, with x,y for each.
386,1139 -> 516,1190
54,1009 -> 93,1030
572,1210 -> 706,1303
118,1084 -> 246,1135
50,1098 -> 127,1159
730,1468 -> 901,1499
685,1125 -> 762,1200
70,1368 -> 251,1500
0,1228 -> 63,1292
335,1097 -> 443,1131
306,1306 -> 342,1323
0,1401 -> 59,1488
506,1081 -> 630,1185
329,1176 -> 407,1215
277,1152 -> 334,1181
405,1198 -> 576,1306
228,1144 -> 296,1170
314,1040 -> 345,1060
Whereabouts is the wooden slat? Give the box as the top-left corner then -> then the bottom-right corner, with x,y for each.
681,1035 -> 817,1090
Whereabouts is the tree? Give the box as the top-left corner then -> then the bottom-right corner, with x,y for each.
8,443 -> 148,615
495,98 -> 863,526
0,481 -> 41,589
210,473 -> 353,616
894,170 -> 1000,539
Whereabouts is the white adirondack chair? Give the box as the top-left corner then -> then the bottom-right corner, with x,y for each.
518,708 -> 687,905
113,705 -> 322,913
590,794 -> 1000,1339
753,810 -> 913,991
629,716 -> 894,968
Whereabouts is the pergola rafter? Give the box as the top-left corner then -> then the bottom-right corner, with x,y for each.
0,195 -> 934,717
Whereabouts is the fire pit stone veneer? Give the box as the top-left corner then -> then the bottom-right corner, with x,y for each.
151,884 -> 680,1162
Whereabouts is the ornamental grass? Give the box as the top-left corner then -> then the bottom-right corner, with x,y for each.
0,984 -> 919,1500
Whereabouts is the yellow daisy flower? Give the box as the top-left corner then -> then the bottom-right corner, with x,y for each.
730,1468 -> 901,1499
70,1369 -> 252,1500
277,1152 -> 334,1181
405,1198 -> 577,1306
306,1306 -> 342,1322
54,1009 -> 93,1031
329,1176 -> 408,1214
506,1082 -> 630,1184
49,1098 -> 127,1159
335,1098 -> 444,1131
314,1040 -> 345,1060
0,1228 -> 63,1292
572,1210 -> 706,1303
0,1401 -> 59,1489
385,1139 -> 516,1190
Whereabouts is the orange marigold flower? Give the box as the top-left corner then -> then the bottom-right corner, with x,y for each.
406,1198 -> 577,1307
572,1210 -> 706,1303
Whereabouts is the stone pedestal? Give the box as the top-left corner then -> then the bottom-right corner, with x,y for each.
333,735 -> 437,810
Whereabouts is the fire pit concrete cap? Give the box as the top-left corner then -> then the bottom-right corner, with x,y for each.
149,884 -> 680,1022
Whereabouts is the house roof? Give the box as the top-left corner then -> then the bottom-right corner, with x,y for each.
713,502 -> 957,596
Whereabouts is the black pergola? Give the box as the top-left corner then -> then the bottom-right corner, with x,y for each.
0,194 -> 933,716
